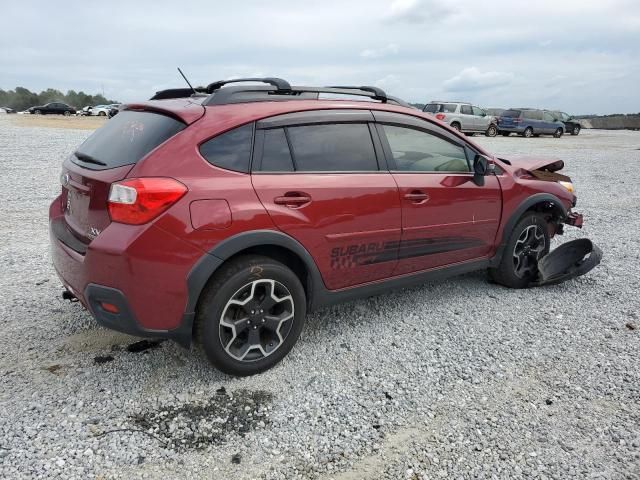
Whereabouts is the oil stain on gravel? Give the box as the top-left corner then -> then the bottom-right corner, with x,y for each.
130,389 -> 272,451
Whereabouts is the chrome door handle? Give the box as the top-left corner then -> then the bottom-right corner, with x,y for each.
274,192 -> 312,208
404,191 -> 429,203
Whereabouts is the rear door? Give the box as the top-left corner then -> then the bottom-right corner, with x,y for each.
372,111 -> 502,275
251,110 -> 402,290
472,106 -> 490,131
542,111 -> 558,133
459,104 -> 474,130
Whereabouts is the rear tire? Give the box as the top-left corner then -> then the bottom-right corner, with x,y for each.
35,109 -> 42,115
523,127 -> 533,138
489,213 -> 550,288
195,255 -> 306,376
450,122 -> 461,132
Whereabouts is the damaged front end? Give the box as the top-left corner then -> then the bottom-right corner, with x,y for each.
500,155 -> 602,286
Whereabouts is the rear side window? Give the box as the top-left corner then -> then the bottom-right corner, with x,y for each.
74,110 -> 185,170
287,123 -> 377,171
200,123 -> 254,173
261,128 -> 294,172
502,109 -> 521,117
524,110 -> 543,120
460,105 -> 472,115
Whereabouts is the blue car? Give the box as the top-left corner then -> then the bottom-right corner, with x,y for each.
498,109 -> 565,138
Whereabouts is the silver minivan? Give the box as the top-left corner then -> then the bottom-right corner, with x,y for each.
423,101 -> 498,137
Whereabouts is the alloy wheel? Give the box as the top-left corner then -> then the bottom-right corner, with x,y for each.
512,225 -> 546,278
219,279 -> 294,362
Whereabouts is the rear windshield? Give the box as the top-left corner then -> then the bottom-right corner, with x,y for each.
73,110 -> 185,170
501,109 -> 521,117
423,103 -> 457,113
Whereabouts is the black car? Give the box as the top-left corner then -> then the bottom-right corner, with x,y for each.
552,111 -> 581,135
28,102 -> 76,116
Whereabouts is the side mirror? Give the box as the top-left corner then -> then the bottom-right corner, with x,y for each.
473,154 -> 488,186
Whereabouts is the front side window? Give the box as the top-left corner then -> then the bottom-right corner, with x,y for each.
472,106 -> 485,116
460,105 -> 473,115
200,123 -> 253,173
382,125 -> 469,173
286,123 -> 377,171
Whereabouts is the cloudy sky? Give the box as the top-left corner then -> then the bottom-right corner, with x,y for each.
2,0 -> 639,114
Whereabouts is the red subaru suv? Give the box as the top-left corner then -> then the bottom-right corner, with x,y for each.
50,78 -> 584,376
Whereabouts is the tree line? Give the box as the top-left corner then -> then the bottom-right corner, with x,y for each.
0,87 -> 119,111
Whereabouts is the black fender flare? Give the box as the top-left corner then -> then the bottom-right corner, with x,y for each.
185,229 -> 326,315
490,193 -> 567,267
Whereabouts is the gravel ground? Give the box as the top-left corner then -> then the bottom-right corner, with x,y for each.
1,116 -> 639,479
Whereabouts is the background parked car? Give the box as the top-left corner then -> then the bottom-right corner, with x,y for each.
497,109 -> 565,138
76,106 -> 93,116
0,106 -> 16,114
28,102 -> 76,116
90,105 -> 112,116
423,101 -> 498,136
551,111 -> 581,135
107,104 -> 121,118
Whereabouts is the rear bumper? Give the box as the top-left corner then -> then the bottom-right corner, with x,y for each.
498,125 -> 524,132
49,195 -> 204,346
84,284 -> 194,347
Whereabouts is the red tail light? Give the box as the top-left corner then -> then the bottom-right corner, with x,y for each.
108,178 -> 187,225
435,113 -> 446,120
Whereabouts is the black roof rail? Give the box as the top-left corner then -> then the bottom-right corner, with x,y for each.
205,77 -> 292,94
203,84 -> 411,108
148,77 -> 412,108
328,85 -> 387,102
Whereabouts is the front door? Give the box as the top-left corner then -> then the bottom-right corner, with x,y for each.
373,112 -> 502,275
251,116 -> 402,290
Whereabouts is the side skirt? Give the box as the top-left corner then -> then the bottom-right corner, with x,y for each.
311,258 -> 490,310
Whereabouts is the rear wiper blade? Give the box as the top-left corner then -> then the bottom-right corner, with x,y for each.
74,151 -> 107,166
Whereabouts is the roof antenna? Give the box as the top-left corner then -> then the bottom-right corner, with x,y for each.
177,67 -> 196,95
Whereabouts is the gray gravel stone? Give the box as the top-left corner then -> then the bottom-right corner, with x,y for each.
0,118 -> 639,479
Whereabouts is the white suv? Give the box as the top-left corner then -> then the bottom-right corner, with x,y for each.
423,101 -> 498,137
